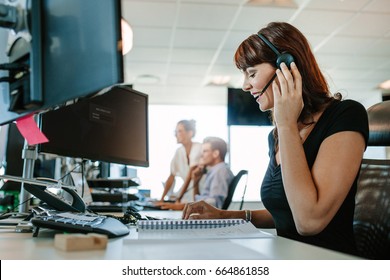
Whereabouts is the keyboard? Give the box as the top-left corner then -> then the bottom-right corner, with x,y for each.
31,212 -> 130,238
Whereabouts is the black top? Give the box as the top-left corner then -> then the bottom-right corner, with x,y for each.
261,99 -> 369,255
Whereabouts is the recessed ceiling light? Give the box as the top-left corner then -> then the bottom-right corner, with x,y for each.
206,76 -> 231,86
245,0 -> 297,7
135,74 -> 160,84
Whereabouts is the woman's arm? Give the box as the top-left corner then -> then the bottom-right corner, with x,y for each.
160,174 -> 175,201
278,128 -> 365,235
273,62 -> 366,235
176,165 -> 203,202
182,200 -> 275,228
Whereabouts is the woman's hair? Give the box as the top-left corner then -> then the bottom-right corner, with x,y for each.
234,22 -> 341,125
177,119 -> 197,137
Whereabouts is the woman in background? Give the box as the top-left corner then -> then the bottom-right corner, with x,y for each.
160,119 -> 202,203
183,22 -> 369,256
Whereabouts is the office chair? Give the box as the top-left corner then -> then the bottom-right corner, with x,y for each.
353,100 -> 390,260
221,170 -> 248,210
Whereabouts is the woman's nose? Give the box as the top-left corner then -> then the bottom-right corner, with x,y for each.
242,78 -> 251,92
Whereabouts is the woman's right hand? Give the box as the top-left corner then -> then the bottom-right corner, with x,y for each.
182,200 -> 222,220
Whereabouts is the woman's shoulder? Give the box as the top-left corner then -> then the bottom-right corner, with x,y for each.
328,99 -> 367,115
320,98 -> 368,125
321,98 -> 369,144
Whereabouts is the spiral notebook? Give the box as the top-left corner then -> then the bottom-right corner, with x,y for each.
137,219 -> 269,240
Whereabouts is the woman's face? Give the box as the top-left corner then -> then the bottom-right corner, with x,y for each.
242,63 -> 276,112
175,123 -> 192,144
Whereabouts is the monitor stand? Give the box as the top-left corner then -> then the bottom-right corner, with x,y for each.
18,141 -> 38,213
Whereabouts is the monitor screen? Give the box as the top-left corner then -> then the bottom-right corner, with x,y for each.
227,88 -> 273,126
39,85 -> 149,167
0,0 -> 123,125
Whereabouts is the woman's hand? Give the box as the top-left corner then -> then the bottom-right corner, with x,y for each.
157,201 -> 185,210
182,200 -> 222,220
272,62 -> 303,128
191,165 -> 204,183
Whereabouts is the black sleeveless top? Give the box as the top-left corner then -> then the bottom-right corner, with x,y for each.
261,99 -> 369,255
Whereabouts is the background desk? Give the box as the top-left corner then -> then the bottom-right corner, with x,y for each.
0,210 -> 360,260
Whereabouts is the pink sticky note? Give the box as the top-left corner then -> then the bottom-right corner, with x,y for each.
15,114 -> 49,145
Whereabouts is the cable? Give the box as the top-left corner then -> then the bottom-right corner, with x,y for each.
0,62 -> 29,71
58,160 -> 87,198
87,207 -> 140,225
0,76 -> 11,84
57,162 -> 82,182
0,196 -> 33,218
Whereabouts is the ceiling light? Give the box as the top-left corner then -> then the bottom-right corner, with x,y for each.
378,80 -> 390,90
121,18 -> 133,55
135,74 -> 160,84
207,76 -> 232,86
245,0 -> 297,7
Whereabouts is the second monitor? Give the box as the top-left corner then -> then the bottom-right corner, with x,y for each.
39,85 -> 149,168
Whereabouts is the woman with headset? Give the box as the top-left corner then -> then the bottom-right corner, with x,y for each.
182,22 -> 369,256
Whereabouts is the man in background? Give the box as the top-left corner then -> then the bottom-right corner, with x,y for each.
157,136 -> 234,210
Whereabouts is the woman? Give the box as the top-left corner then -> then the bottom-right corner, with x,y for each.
160,119 -> 202,202
182,22 -> 369,255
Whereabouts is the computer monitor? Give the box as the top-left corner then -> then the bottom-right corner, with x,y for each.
0,0 -> 123,125
39,85 -> 149,168
227,88 -> 273,126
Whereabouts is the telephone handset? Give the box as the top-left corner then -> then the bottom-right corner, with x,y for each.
24,184 -> 86,212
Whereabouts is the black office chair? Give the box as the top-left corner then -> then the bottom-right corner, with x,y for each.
353,100 -> 390,260
221,170 -> 248,210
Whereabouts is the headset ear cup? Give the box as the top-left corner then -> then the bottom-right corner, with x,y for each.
276,53 -> 295,69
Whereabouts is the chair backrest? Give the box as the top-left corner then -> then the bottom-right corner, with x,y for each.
354,159 -> 390,259
353,100 -> 390,259
221,170 -> 248,210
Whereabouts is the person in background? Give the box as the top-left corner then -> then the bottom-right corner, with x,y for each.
159,119 -> 202,203
182,22 -> 369,256
158,136 -> 234,210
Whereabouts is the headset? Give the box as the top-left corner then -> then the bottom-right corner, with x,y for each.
257,33 -> 295,69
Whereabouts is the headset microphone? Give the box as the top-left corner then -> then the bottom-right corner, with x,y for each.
257,33 -> 295,69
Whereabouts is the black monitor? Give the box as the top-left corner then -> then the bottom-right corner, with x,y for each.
0,0 -> 123,125
38,85 -> 149,168
227,88 -> 273,126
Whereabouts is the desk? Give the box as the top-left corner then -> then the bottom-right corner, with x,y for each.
0,210 -> 360,260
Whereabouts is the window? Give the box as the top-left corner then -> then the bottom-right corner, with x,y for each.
135,104 -> 273,202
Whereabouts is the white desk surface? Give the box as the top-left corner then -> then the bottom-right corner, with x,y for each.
0,210 -> 360,260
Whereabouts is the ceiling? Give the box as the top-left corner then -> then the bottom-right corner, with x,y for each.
121,0 -> 390,107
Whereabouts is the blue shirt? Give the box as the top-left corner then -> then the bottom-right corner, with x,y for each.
195,162 -> 234,208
